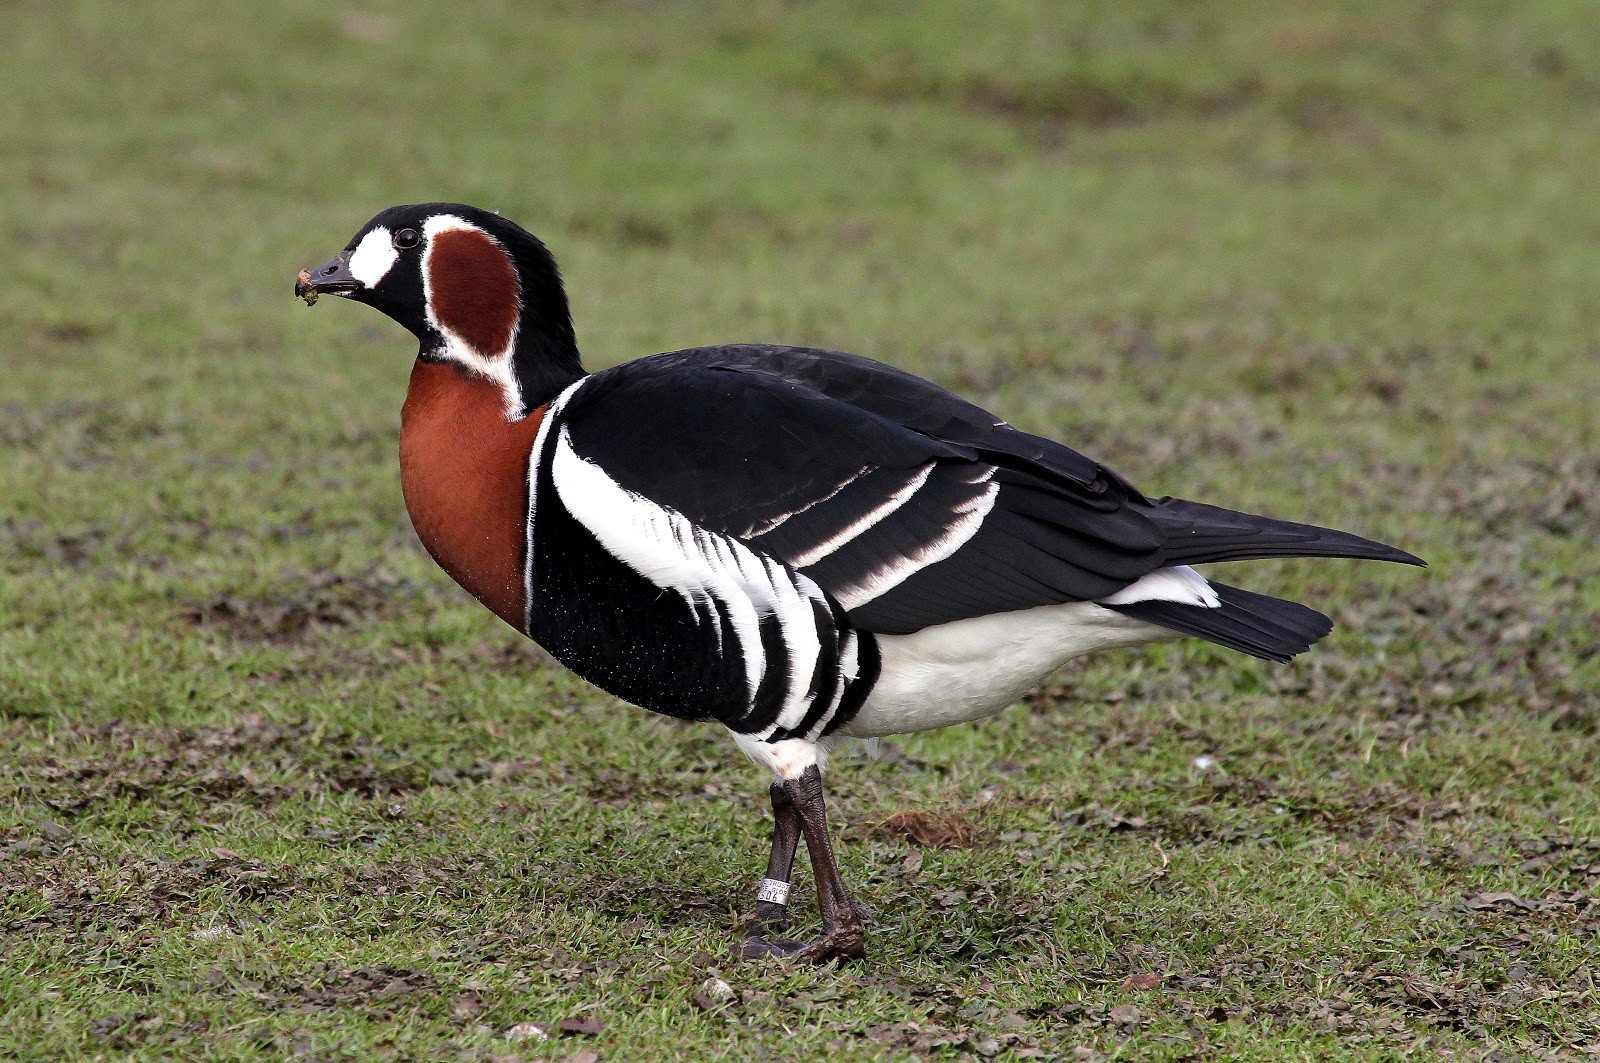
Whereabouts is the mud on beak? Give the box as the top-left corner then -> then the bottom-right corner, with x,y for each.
295,255 -> 362,305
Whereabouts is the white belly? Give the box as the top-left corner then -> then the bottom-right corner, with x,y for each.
838,601 -> 1174,737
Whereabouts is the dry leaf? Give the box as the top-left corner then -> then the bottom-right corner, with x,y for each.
558,1016 -> 602,1036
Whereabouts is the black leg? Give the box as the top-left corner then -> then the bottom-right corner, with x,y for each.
738,766 -> 866,964
740,783 -> 801,943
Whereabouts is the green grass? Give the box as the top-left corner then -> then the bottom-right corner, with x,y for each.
4,0 -> 1599,1058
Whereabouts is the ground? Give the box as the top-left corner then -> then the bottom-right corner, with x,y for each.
3,1 -> 1599,1059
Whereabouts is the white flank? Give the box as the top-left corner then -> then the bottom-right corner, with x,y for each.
829,471 -> 1000,609
347,226 -> 398,287
840,601 -> 1176,737
1100,565 -> 1220,608
552,426 -> 827,724
420,214 -> 525,418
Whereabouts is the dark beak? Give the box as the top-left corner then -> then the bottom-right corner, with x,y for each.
295,254 -> 363,306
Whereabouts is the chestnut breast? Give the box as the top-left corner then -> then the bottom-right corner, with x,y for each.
399,360 -> 545,631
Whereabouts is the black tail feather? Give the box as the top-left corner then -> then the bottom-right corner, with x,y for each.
1147,497 -> 1425,568
1107,581 -> 1334,664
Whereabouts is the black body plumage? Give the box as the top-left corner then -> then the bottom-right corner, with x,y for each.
512,343 -> 1421,737
524,380 -> 881,739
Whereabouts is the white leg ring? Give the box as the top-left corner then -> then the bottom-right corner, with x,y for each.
756,878 -> 790,906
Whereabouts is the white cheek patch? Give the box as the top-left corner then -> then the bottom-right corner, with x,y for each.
347,226 -> 399,287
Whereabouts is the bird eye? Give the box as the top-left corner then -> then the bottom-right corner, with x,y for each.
393,228 -> 420,250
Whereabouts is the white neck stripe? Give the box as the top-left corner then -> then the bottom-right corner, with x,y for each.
419,215 -> 524,419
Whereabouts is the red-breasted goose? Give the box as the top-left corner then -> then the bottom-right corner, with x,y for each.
296,203 -> 1423,963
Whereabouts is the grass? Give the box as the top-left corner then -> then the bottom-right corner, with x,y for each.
3,0 -> 1599,1058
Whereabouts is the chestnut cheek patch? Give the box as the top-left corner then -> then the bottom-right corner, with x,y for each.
426,227 -> 520,357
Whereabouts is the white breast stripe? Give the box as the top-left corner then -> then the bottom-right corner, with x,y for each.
523,381 -> 589,631
839,629 -> 860,684
1100,565 -> 1220,608
800,627 -> 859,740
552,426 -> 845,726
553,428 -> 768,702
761,558 -> 828,734
830,471 -> 1000,610
786,462 -> 936,568
747,575 -> 835,740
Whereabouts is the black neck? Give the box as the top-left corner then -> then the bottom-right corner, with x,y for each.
505,234 -> 586,412
511,326 -> 585,413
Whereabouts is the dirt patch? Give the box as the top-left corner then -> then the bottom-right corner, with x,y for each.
5,715 -> 437,816
276,963 -> 437,1009
535,865 -> 731,925
961,75 -> 1138,126
3,849 -> 299,938
825,61 -> 1268,130
567,202 -> 794,250
1331,563 -> 1595,725
0,517 -> 139,571
1053,779 -> 1472,849
0,398 -> 175,470
176,564 -> 425,644
580,767 -> 692,806
1425,453 -> 1600,540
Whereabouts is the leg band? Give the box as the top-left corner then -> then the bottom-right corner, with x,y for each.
755,878 -> 790,905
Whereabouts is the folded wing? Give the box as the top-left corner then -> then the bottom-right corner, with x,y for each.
557,350 -> 1176,634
